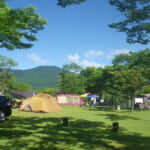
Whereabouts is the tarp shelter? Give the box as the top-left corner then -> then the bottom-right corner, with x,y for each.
87,95 -> 99,98
9,91 -> 35,99
80,93 -> 90,98
56,94 -> 84,106
20,93 -> 62,113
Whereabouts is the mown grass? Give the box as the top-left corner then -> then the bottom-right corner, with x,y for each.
0,106 -> 150,150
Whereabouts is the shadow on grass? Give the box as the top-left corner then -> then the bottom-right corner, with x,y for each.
0,116 -> 150,150
86,106 -> 139,121
87,106 -> 131,113
99,114 -> 140,121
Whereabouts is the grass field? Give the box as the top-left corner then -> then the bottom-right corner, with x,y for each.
0,106 -> 150,150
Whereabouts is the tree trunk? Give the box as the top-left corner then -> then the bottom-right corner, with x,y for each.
110,96 -> 114,108
131,95 -> 135,113
1,77 -> 6,95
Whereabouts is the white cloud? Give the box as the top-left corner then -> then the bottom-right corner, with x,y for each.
66,54 -> 79,64
65,53 -> 104,68
27,53 -> 48,65
107,49 -> 131,59
84,50 -> 103,58
81,60 -> 104,68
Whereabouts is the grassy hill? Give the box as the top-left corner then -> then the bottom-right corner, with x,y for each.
11,66 -> 61,90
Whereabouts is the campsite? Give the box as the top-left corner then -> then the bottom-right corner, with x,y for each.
1,0 -> 150,150
1,92 -> 150,149
1,106 -> 150,150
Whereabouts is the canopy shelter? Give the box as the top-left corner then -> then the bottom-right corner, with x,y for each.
9,91 -> 35,99
80,93 -> 90,98
87,95 -> 99,98
20,93 -> 62,113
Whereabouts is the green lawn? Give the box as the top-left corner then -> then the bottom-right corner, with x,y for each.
0,106 -> 150,150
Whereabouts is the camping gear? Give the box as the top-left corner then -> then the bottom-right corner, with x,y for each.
80,93 -> 99,98
11,98 -> 25,108
56,94 -> 84,106
87,95 -> 99,98
80,93 -> 90,98
20,93 -> 62,113
138,100 -> 150,110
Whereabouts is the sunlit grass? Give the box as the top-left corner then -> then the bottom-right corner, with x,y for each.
0,106 -> 150,150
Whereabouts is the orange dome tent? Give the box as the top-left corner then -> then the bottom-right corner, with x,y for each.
20,93 -> 62,113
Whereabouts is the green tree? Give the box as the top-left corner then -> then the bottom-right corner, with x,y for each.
101,66 -> 123,106
58,63 -> 86,94
80,67 -> 104,95
112,49 -> 150,80
43,87 -> 60,95
112,50 -> 150,108
109,0 -> 150,44
13,82 -> 32,91
112,53 -> 132,66
0,73 -> 16,95
0,55 -> 17,94
129,49 -> 150,69
113,68 -> 146,113
0,0 -> 47,50
141,85 -> 150,94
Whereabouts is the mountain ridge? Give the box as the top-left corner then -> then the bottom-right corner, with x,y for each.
11,66 -> 62,90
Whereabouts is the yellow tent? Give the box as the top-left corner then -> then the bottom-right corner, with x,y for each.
20,93 -> 62,113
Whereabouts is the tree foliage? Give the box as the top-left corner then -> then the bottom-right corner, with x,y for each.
58,63 -> 86,94
36,88 -> 60,95
57,0 -> 86,7
0,0 -> 47,50
142,85 -> 150,94
81,67 -> 104,95
12,82 -> 32,91
112,49 -> 150,67
112,68 -> 146,112
0,55 -> 17,94
109,0 -> 150,44
110,49 -> 150,111
101,66 -> 120,95
57,0 -> 150,45
112,53 -> 132,66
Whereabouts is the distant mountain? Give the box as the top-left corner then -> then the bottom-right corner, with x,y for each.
11,66 -> 62,90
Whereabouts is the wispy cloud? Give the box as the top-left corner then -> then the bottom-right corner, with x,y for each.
81,60 -> 104,68
107,49 -> 131,59
84,50 -> 103,58
27,53 -> 48,65
65,53 -> 104,68
66,54 -> 79,64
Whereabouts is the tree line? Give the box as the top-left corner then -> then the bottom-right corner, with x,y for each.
58,49 -> 150,112
0,49 -> 149,113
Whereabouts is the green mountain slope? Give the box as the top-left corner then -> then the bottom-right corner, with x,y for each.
11,66 -> 61,90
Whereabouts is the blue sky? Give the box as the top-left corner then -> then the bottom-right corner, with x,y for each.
1,0 -> 149,70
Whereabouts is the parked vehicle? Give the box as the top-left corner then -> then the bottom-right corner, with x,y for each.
0,96 -> 12,122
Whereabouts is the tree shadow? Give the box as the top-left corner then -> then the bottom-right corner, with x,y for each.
99,114 -> 139,121
89,106 -> 131,112
0,116 -> 150,150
